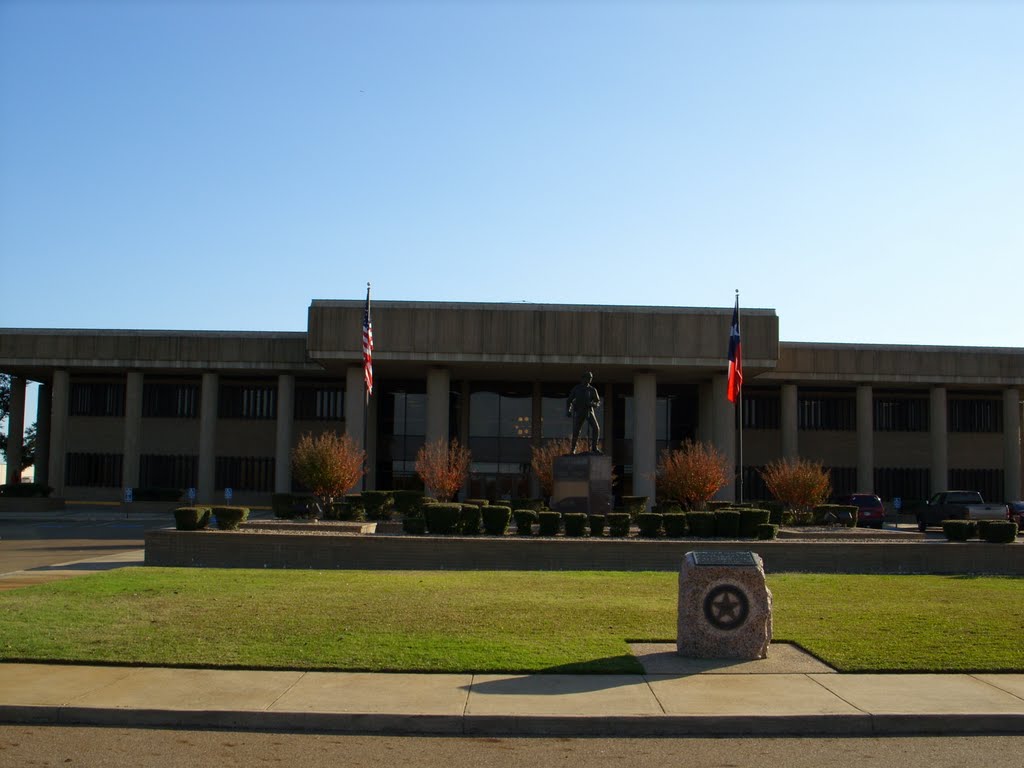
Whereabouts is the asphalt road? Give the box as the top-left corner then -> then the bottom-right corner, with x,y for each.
2,728 -> 1023,768
0,519 -> 163,573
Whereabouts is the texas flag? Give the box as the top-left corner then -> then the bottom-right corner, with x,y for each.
727,296 -> 742,403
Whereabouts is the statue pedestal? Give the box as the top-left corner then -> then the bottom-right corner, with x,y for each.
551,453 -> 612,515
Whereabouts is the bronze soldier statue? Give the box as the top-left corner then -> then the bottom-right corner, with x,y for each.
567,371 -> 601,454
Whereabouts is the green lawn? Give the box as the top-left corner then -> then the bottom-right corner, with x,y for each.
1,569 -> 1021,673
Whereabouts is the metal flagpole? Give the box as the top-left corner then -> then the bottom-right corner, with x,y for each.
735,290 -> 744,504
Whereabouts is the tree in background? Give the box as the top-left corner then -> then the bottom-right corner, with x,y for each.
291,432 -> 365,511
415,438 -> 471,501
760,457 -> 832,515
655,440 -> 730,510
530,438 -> 572,497
0,374 -> 35,472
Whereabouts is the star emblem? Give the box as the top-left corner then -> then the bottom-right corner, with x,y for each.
703,584 -> 750,631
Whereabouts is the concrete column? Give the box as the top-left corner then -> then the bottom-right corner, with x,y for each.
856,385 -> 874,492
712,374 -> 736,501
5,376 -> 26,484
632,372 -> 657,509
930,386 -> 948,495
121,372 -> 143,493
274,374 -> 295,493
1004,388 -> 1021,502
344,366 -> 366,491
426,368 -> 451,447
198,372 -> 218,503
780,384 -> 798,459
48,370 -> 69,496
34,383 -> 51,486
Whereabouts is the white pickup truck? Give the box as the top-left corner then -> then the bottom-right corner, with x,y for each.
917,490 -> 1009,531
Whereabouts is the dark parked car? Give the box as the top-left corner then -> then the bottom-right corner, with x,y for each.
835,493 -> 886,529
1009,501 -> 1024,531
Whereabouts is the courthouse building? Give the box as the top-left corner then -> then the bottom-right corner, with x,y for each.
1,300 -> 1022,507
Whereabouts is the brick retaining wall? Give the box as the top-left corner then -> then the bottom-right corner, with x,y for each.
144,530 -> 1024,575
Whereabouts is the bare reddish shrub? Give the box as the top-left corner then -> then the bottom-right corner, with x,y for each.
291,432 -> 365,507
655,440 -> 731,511
415,438 -> 471,502
530,438 -> 572,497
760,457 -> 832,514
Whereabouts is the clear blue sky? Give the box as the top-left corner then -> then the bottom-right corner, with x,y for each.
1,0 -> 1021,348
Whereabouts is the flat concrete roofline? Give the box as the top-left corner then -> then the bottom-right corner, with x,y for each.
310,299 -> 778,316
0,328 -> 308,339
782,340 -> 1024,354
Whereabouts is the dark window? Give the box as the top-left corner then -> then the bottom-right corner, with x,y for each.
66,452 -> 123,487
948,397 -> 1002,433
143,382 -> 199,418
215,456 -> 275,491
219,382 -> 277,419
541,386 -> 573,439
742,391 -> 780,430
874,467 -> 930,503
874,395 -> 929,432
295,384 -> 344,421
139,454 -> 197,489
741,466 -> 768,501
69,381 -> 125,417
655,387 -> 698,453
826,467 -> 857,498
798,391 -> 855,431
948,468 -> 1004,503
468,385 -> 532,501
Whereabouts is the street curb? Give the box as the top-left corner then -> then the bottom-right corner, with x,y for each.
3,706 -> 1023,737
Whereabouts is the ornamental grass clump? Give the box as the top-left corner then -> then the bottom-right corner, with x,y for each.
415,439 -> 471,502
291,432 -> 365,513
530,438 -> 572,498
656,440 -> 730,511
760,457 -> 832,517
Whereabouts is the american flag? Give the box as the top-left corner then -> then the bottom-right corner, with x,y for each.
362,283 -> 373,402
727,294 -> 742,403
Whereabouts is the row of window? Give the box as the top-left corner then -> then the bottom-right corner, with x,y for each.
63,450 -> 1007,504
743,392 -> 1005,433
69,382 -> 346,421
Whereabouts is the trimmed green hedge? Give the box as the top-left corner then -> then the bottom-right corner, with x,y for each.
637,512 -> 663,538
982,521 -> 1018,544
425,503 -> 462,535
588,514 -> 606,536
459,504 -> 483,534
0,482 -> 53,498
739,508 -> 771,537
607,512 -> 630,537
360,491 -> 394,521
538,511 -> 562,537
464,498 -> 490,507
942,519 -> 976,542
513,509 -> 538,535
654,500 -> 682,515
402,516 -> 426,534
756,523 -> 779,540
392,490 -> 425,517
663,512 -> 688,537
714,509 -> 741,538
563,513 -> 588,537
482,505 -> 511,536
212,506 -> 249,530
342,495 -> 366,521
621,496 -> 648,518
173,506 -> 211,531
688,511 -> 715,537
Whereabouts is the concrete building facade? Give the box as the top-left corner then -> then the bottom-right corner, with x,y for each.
2,300 -> 1021,507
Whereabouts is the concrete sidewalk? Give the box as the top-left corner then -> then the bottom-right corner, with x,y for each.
2,660 -> 1023,737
